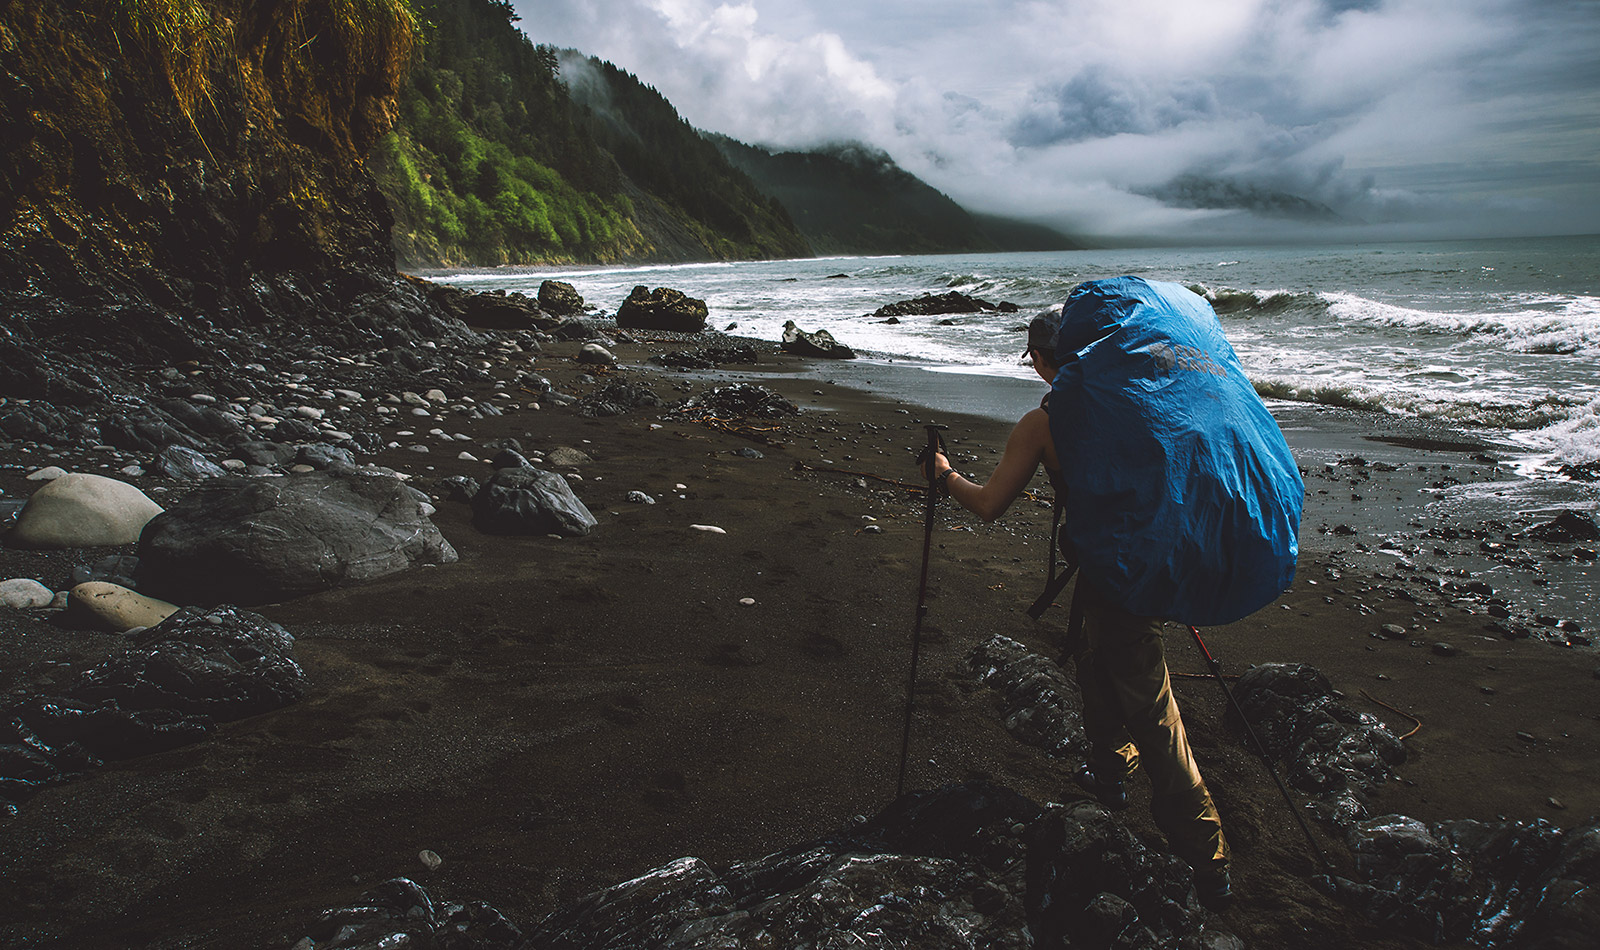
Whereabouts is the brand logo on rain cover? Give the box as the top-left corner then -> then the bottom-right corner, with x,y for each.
1150,342 -> 1226,378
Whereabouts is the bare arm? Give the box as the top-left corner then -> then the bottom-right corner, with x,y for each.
927,408 -> 1053,522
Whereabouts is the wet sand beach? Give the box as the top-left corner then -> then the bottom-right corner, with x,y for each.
2,329 -> 1597,949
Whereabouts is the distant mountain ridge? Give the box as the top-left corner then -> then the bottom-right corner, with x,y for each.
709,138 -> 1083,256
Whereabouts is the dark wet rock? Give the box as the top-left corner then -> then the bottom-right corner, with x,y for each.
135,470 -> 458,606
151,397 -> 248,443
672,383 -> 799,422
554,318 -> 604,342
267,417 -> 322,442
411,278 -> 553,331
100,414 -> 203,453
538,279 -> 585,316
299,877 -> 526,950
1231,663 -> 1406,826
577,380 -> 664,418
472,467 -> 597,538
652,343 -> 762,369
73,605 -> 306,720
71,554 -> 142,589
437,475 -> 482,505
616,285 -> 708,332
1521,510 -> 1598,544
968,635 -> 1088,759
152,444 -> 227,480
1,605 -> 305,814
732,447 -> 763,459
1321,815 -> 1600,949
297,442 -> 359,471
869,292 -> 1003,319
299,782 -> 1239,949
781,320 -> 856,359
489,448 -> 533,470
1027,800 -> 1217,949
233,440 -> 298,468
514,781 -> 1230,949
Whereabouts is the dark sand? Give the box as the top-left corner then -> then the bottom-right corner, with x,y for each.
2,333 -> 1597,949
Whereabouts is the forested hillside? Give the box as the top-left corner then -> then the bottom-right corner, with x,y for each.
710,138 -> 1082,256
370,0 -> 809,266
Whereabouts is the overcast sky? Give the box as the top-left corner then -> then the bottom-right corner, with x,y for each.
515,0 -> 1599,245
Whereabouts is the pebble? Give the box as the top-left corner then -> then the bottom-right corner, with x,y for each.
690,524 -> 726,534
861,524 -> 883,534
1548,797 -> 1567,810
0,578 -> 55,609
1516,731 -> 1537,743
26,466 -> 68,481
425,389 -> 447,404
627,491 -> 655,505
419,849 -> 443,871
411,407 -> 432,417
1431,642 -> 1458,657
1380,624 -> 1407,639
739,597 -> 756,606
296,406 -> 324,420
458,452 -> 478,462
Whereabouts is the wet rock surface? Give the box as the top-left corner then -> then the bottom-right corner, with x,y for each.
1,605 -> 305,813
781,319 -> 858,359
135,469 -> 459,606
968,634 -> 1088,759
471,467 -> 599,538
1231,662 -> 1407,826
868,291 -> 1018,319
302,783 -> 1238,950
616,285 -> 709,332
1320,815 -> 1600,949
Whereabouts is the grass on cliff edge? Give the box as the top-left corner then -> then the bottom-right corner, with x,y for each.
98,0 -> 417,144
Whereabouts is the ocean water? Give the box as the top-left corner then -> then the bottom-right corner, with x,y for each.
431,235 -> 1600,475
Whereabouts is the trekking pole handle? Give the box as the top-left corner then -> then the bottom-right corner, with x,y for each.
915,425 -> 949,480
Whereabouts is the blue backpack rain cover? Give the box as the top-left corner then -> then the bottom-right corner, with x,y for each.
1047,277 -> 1303,626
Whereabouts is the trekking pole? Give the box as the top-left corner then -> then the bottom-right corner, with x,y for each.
1187,625 -> 1331,871
896,424 -> 946,798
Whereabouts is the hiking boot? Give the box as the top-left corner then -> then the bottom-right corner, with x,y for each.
1074,763 -> 1128,811
1194,864 -> 1233,913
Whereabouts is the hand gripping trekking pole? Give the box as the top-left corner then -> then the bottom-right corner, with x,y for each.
897,424 -> 947,798
1188,625 -> 1330,871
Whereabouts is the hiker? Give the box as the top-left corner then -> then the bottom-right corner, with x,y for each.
922,303 -> 1235,912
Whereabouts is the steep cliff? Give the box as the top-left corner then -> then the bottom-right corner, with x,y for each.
0,0 -> 467,403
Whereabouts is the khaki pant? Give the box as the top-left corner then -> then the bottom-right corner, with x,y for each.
1069,581 -> 1229,870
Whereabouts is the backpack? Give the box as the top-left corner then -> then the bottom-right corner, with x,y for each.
1036,277 -> 1303,627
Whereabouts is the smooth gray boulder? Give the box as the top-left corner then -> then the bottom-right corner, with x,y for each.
473,468 -> 597,537
135,470 -> 458,605
7,473 -> 164,548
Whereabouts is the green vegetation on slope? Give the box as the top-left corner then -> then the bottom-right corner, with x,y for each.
369,0 -> 809,265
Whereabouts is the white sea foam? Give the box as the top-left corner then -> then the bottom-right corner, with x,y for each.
1322,291 -> 1600,356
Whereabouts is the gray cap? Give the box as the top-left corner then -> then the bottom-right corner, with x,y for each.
1024,310 -> 1059,357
